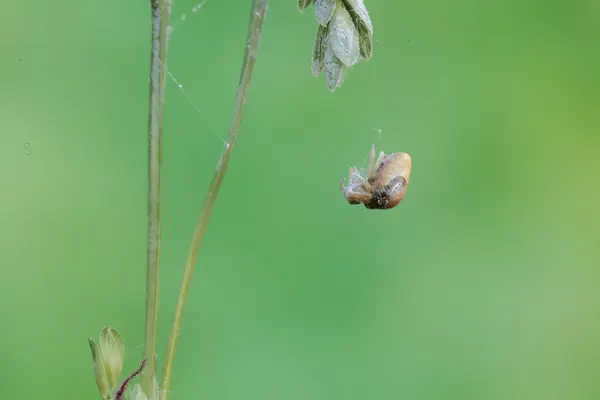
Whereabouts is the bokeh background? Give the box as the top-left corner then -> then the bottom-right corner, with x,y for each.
2,0 -> 600,399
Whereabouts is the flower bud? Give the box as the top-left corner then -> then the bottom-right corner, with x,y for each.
99,326 -> 126,390
297,0 -> 315,11
300,0 -> 375,91
343,0 -> 374,60
88,337 -> 110,400
315,0 -> 336,26
329,2 -> 360,67
312,24 -> 329,77
324,42 -> 345,91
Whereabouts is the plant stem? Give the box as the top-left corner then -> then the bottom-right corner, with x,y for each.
160,0 -> 269,397
143,0 -> 172,396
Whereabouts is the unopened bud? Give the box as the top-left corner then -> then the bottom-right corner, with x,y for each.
301,0 -> 375,91
99,326 -> 126,390
88,337 -> 110,400
312,24 -> 329,77
324,42 -> 345,91
297,0 -> 315,12
342,0 -> 373,60
329,2 -> 360,67
315,0 -> 336,26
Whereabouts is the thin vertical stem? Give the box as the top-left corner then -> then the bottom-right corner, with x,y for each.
144,0 -> 172,396
160,1 -> 269,398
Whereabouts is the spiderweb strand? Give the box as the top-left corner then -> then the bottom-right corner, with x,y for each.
155,0 -> 225,143
168,0 -> 209,35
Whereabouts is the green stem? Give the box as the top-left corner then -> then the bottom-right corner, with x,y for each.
143,0 -> 172,396
160,1 -> 269,397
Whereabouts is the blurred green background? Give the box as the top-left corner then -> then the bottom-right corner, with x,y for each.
2,0 -> 600,399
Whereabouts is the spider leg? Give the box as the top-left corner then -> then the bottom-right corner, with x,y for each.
377,151 -> 385,166
369,151 -> 386,180
349,167 -> 367,185
367,144 -> 376,178
349,167 -> 373,192
344,187 -> 373,205
350,171 -> 365,182
342,168 -> 365,191
361,179 -> 373,192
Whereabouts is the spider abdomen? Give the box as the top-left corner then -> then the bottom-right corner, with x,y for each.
341,146 -> 412,210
